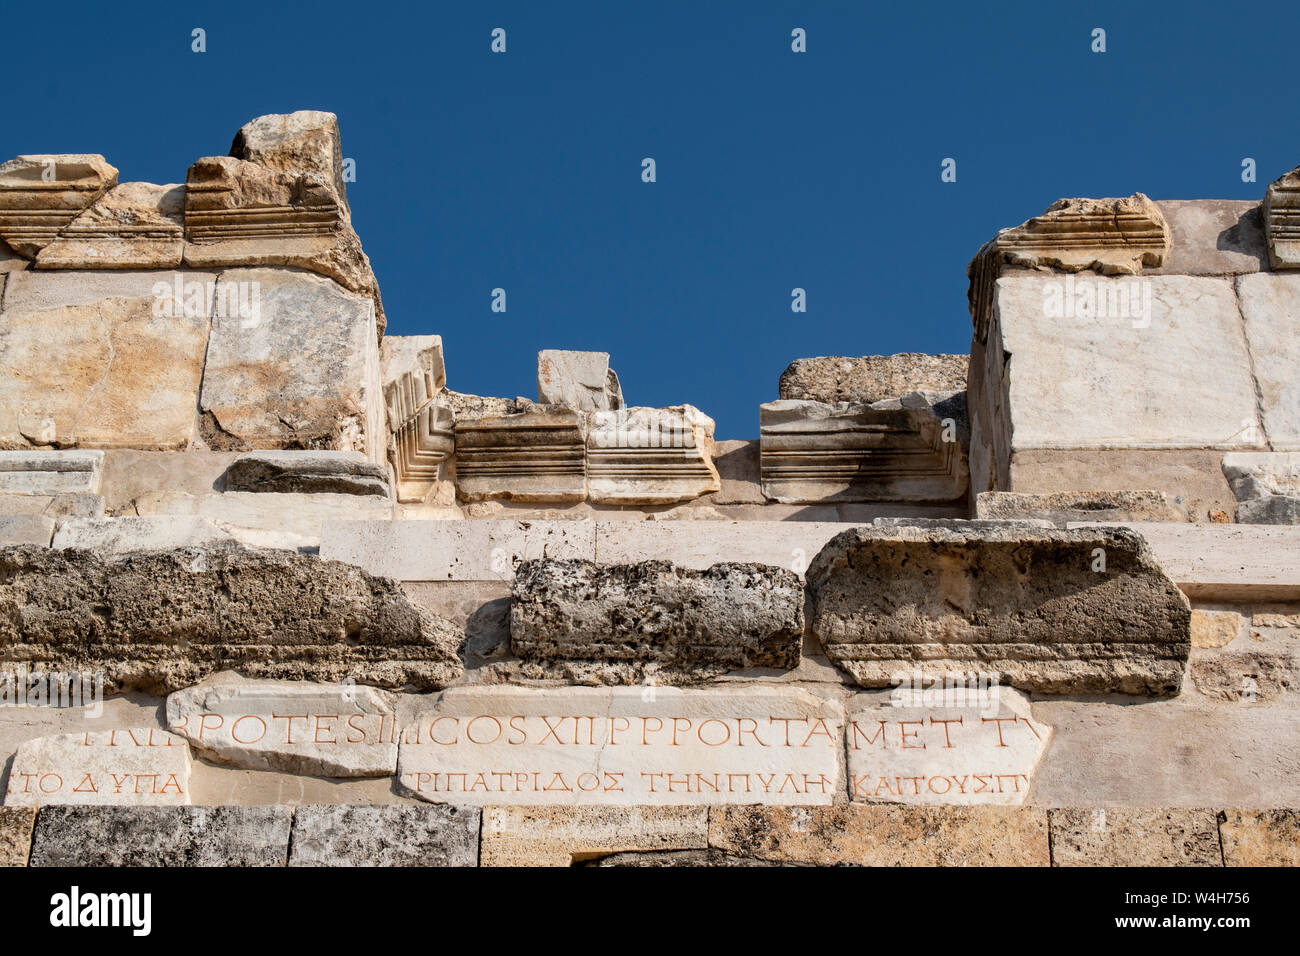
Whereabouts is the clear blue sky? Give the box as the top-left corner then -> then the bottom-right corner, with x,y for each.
4,1 -> 1294,437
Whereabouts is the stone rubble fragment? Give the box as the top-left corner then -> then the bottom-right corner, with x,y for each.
537,350 -> 624,411
778,353 -> 968,404
586,405 -> 720,504
224,450 -> 389,497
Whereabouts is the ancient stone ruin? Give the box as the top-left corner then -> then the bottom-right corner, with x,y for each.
0,112 -> 1297,868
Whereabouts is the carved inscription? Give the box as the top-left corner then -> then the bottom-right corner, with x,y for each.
397,686 -> 843,806
4,729 -> 191,807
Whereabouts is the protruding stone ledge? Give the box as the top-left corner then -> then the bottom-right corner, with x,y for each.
454,407 -> 586,503
224,450 -> 389,497
28,805 -> 292,867
778,353 -> 968,404
586,406 -> 720,505
0,450 -> 103,495
1048,808 -> 1221,867
289,805 -> 479,866
806,525 -> 1191,695
382,335 -> 452,503
0,542 -> 465,694
510,559 -> 803,680
0,155 -> 119,258
37,181 -> 185,269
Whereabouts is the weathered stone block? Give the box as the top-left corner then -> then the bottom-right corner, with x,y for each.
224,450 -> 389,496
709,805 -> 1050,866
1190,610 -> 1242,649
1263,164 -> 1300,269
28,805 -> 292,866
289,805 -> 479,866
537,349 -> 623,410
1190,651 -> 1295,702
0,807 -> 36,866
1218,809 -> 1300,866
510,559 -> 803,679
586,406 -> 720,504
1048,808 -> 1222,866
1222,452 -> 1300,499
5,730 -> 191,806
166,675 -> 399,777
779,353 -> 968,404
480,806 -> 708,867
975,490 -> 1186,525
381,335 -> 451,502
398,686 -> 843,806
454,407 -> 586,502
1234,274 -> 1300,450
0,543 -> 464,694
0,155 -> 118,257
1149,200 -> 1265,276
134,490 -> 391,550
52,516 -> 235,553
36,182 -> 185,269
198,269 -> 382,455
806,525 -> 1192,695
0,515 -> 54,546
1236,495 -> 1300,526
0,451 -> 103,494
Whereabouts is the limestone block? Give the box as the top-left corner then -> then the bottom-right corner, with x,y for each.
711,440 -> 764,504
1234,274 -> 1300,449
4,730 -> 191,807
510,559 -> 804,679
1190,610 -> 1242,649
0,268 -> 214,312
806,525 -> 1192,695
224,450 -> 389,496
397,686 -> 844,806
1190,651 -> 1295,702
1048,808 -> 1222,866
289,805 -> 479,866
709,805 -> 1050,866
454,407 -> 586,502
0,807 -> 35,866
1068,522 -> 1300,600
0,494 -> 103,518
586,405 -> 719,504
36,182 -> 185,269
536,349 -> 623,410
0,451 -> 102,494
1150,200 -> 1265,276
52,516 -> 234,553
198,268 -> 383,455
0,542 -> 465,694
0,296 -> 209,450
381,334 -> 446,394
0,155 -> 118,257
320,518 -> 595,580
1222,452 -> 1300,499
1263,163 -> 1300,269
231,110 -> 351,213
0,515 -> 55,546
779,353 -> 968,404
1218,809 -> 1300,866
846,687 -> 1052,806
28,805 -> 292,866
166,675 -> 399,777
480,806 -> 708,867
760,394 -> 967,504
1236,496 -> 1300,525
975,490 -> 1186,525
440,390 -> 520,419
134,490 -> 391,550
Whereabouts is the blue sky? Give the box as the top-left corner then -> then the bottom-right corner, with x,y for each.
4,1 -> 1295,437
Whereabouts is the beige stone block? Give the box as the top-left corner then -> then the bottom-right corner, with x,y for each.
709,805 -> 1050,866
4,730 -> 191,807
481,806 -> 708,867
0,154 -> 118,257
1048,808 -> 1221,866
136,490 -> 391,550
1234,275 -> 1300,449
0,451 -> 102,494
778,353 -> 967,404
0,514 -> 55,546
586,406 -> 719,504
1190,610 -> 1242,648
0,807 -> 35,866
52,515 -> 234,553
36,182 -> 185,269
1218,809 -> 1300,866
454,407 -> 586,502
1150,200 -> 1265,276
537,350 -> 623,410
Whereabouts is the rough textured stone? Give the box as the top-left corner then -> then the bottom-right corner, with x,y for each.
198,268 -> 382,456
0,515 -> 55,546
224,450 -> 388,496
0,155 -> 118,257
52,516 -> 235,553
1190,610 -> 1242,649
399,686 -> 843,806
455,407 -> 586,502
440,390 -> 520,420
1236,495 -> 1300,525
1222,452 -> 1300,499
1048,808 -> 1221,866
183,111 -> 384,336
511,559 -> 803,678
537,350 -> 623,410
288,804 -> 479,866
167,675 -> 399,777
1234,274 -> 1300,449
975,490 -> 1186,525
760,394 -> 967,504
28,805 -> 291,866
480,806 -> 708,867
1218,809 -> 1300,866
1190,651 -> 1295,702
1263,164 -> 1300,269
586,406 -> 720,504
0,296 -> 209,450
709,805 -> 1050,866
5,730 -> 191,806
36,181 -> 185,269
779,354 -> 967,404
0,542 -> 464,694
847,687 -> 1052,805
0,807 -> 36,866
806,525 -> 1191,695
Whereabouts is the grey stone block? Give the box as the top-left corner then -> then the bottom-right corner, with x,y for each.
289,804 -> 479,867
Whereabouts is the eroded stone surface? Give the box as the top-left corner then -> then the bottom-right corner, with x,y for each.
289,804 -> 479,866
0,543 -> 464,694
0,515 -> 55,546
1190,651 -> 1295,703
1263,164 -> 1300,269
166,675 -> 400,777
976,490 -> 1186,525
52,515 -> 234,552
454,407 -> 586,502
0,155 -> 118,257
846,687 -> 1052,805
37,182 -> 185,269
779,354 -> 967,404
1218,809 -> 1300,866
0,807 -> 36,866
28,805 -> 291,866
806,525 -> 1191,695
480,806 -> 707,867
510,559 -> 803,680
586,406 -> 720,504
537,350 -> 623,410
1190,610 -> 1242,649
1048,808 -> 1221,866
398,686 -> 843,806
224,450 -> 388,496
4,730 -> 191,806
